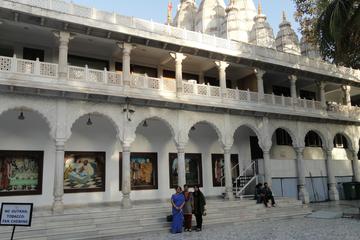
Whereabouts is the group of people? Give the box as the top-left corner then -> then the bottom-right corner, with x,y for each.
255,182 -> 276,207
170,184 -> 206,234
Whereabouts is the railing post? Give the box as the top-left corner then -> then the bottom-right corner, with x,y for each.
159,78 -> 164,91
281,94 -> 285,106
85,65 -> 88,82
246,89 -> 250,102
207,83 -> 210,96
11,54 -> 17,73
312,99 -> 315,109
304,98 -> 307,109
235,87 -> 239,100
34,58 -> 41,75
49,0 -> 53,9
103,67 -> 107,83
271,93 -> 275,105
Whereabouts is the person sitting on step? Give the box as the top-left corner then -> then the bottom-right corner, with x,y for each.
254,183 -> 263,204
262,182 -> 276,208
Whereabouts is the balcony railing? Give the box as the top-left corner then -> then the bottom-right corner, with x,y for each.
0,55 -> 359,120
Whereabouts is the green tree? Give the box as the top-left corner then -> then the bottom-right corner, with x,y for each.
294,0 -> 360,69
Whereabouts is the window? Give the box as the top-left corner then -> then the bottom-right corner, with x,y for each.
276,129 -> 292,146
305,131 -> 322,147
68,55 -> 108,70
300,90 -> 316,100
333,134 -> 348,149
23,47 -> 44,61
0,46 -> 14,57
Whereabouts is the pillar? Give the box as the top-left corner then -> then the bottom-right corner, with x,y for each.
255,68 -> 265,101
295,147 -> 310,203
215,61 -> 229,97
54,31 -> 73,80
52,140 -> 65,213
199,72 -> 205,84
263,149 -> 272,185
289,75 -> 297,99
316,81 -> 326,108
170,52 -> 187,96
341,85 -> 351,107
352,149 -> 360,182
325,148 -> 339,201
177,144 -> 186,188
224,146 -> 234,200
121,144 -> 132,208
117,42 -> 135,86
157,65 -> 164,78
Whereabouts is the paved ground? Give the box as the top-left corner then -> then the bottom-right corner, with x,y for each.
120,218 -> 360,240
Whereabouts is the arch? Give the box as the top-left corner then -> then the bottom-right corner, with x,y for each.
0,106 -> 55,139
333,132 -> 353,150
186,120 -> 224,146
231,123 -> 262,143
132,116 -> 176,140
304,130 -> 326,148
269,126 -> 297,148
68,111 -> 122,142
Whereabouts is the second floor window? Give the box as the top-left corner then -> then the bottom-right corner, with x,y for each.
276,128 -> 293,146
305,131 -> 322,147
333,134 -> 348,149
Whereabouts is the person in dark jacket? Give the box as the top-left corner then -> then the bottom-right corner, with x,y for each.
192,185 -> 206,231
254,183 -> 263,204
262,182 -> 276,207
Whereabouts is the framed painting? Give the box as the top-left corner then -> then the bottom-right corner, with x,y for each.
169,153 -> 203,188
119,152 -> 158,190
0,151 -> 43,196
64,151 -> 105,193
211,154 -> 239,187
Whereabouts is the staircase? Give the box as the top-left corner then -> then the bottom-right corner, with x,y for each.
232,161 -> 258,198
0,198 -> 311,240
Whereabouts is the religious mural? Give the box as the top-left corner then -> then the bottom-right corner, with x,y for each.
169,153 -> 203,188
0,151 -> 43,196
64,152 -> 105,193
211,154 -> 239,187
119,152 -> 158,190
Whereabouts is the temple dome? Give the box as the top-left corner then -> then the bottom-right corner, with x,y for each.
248,3 -> 275,48
275,12 -> 301,55
300,37 -> 321,59
173,0 -> 197,31
195,0 -> 226,37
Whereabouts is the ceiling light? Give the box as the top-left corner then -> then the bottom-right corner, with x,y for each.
143,120 -> 148,127
18,111 -> 25,120
86,114 -> 93,126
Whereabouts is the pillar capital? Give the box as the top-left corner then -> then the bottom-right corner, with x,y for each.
295,147 -> 305,155
53,31 -> 75,44
254,68 -> 265,77
223,145 -> 232,154
341,84 -> 351,92
288,74 -> 297,82
170,52 -> 187,63
215,61 -> 229,71
117,42 -> 136,54
315,80 -> 326,89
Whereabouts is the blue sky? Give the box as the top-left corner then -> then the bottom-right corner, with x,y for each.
70,0 -> 301,36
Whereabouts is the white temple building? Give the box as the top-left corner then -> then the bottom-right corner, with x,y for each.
0,0 -> 360,215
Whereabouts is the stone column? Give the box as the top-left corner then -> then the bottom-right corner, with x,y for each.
53,140 -> 65,213
263,149 -> 272,185
224,146 -> 234,200
295,147 -> 310,203
325,148 -> 339,201
289,75 -> 297,99
199,72 -> 205,84
121,143 -> 132,208
341,85 -> 351,107
352,149 -> 360,182
117,42 -> 135,86
177,144 -> 186,188
215,61 -> 230,97
157,65 -> 163,78
54,31 -> 73,80
170,53 -> 187,96
316,81 -> 326,108
255,69 -> 265,102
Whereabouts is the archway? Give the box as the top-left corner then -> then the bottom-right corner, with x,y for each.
270,128 -> 298,198
303,130 -> 328,202
185,121 -> 223,196
129,117 -> 176,200
0,108 -> 53,207
64,113 -> 120,205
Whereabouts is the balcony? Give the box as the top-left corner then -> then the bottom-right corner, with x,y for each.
0,55 -> 359,121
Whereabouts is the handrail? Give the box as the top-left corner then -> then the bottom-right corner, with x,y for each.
234,161 -> 257,198
220,162 -> 240,187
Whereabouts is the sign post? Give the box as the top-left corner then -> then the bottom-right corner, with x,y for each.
0,203 -> 33,240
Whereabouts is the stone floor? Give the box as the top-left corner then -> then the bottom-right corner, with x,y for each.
119,218 -> 360,240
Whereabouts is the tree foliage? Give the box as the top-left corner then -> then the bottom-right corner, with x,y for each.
294,0 -> 360,69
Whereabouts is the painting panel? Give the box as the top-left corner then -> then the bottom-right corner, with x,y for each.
0,151 -> 43,196
211,154 -> 239,187
64,151 -> 105,193
169,153 -> 203,188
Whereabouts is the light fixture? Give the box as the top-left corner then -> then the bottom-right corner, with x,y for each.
18,111 -> 25,120
191,126 -> 196,131
142,120 -> 148,127
86,114 -> 93,126
123,97 -> 135,122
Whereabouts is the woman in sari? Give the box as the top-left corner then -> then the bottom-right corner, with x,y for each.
171,186 -> 185,234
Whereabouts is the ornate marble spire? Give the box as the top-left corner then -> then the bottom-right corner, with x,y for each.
300,37 -> 321,59
249,0 -> 275,48
173,0 -> 197,30
195,0 -> 226,37
222,0 -> 257,43
275,11 -> 301,55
